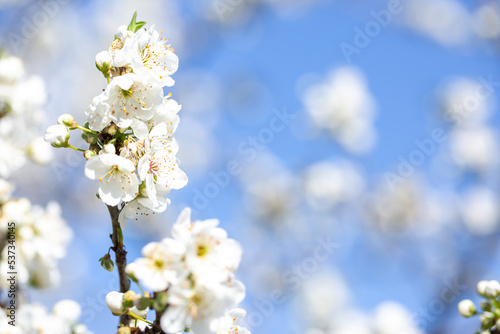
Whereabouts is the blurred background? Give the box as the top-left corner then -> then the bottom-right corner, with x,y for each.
1,0 -> 500,333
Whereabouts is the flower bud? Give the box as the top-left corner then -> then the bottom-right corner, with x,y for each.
478,280 -> 489,296
84,133 -> 98,144
481,311 -> 495,329
122,290 -> 139,308
103,144 -> 116,155
95,51 -> 112,76
481,300 -> 492,312
134,297 -> 151,311
84,150 -> 97,160
485,280 -> 500,298
152,291 -> 169,312
99,254 -> 114,272
458,299 -> 477,317
57,114 -> 75,127
105,291 -> 126,315
108,124 -> 118,136
44,124 -> 70,148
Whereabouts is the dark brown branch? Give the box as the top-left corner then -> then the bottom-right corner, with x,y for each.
107,205 -> 131,327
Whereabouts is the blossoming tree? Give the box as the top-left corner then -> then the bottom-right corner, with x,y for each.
44,12 -> 250,334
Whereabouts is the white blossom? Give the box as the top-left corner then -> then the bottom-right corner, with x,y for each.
137,127 -> 188,207
44,124 -> 70,147
96,73 -> 163,129
84,154 -> 140,206
303,67 -> 377,153
105,291 -> 126,316
128,239 -> 186,291
130,25 -> 179,87
161,277 -> 245,334
458,299 -> 477,317
211,308 -> 251,334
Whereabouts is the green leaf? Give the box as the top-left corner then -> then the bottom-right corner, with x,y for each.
135,21 -> 146,32
127,12 -> 147,33
127,11 -> 138,32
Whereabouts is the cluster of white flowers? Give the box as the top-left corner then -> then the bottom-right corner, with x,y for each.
404,0 -> 500,46
105,208 -> 249,334
302,67 -> 377,154
367,178 -> 450,234
437,77 -> 499,174
302,160 -> 365,212
0,52 -> 72,290
458,280 -> 500,333
45,15 -> 188,226
459,186 -> 500,236
0,194 -> 72,288
0,53 -> 52,177
0,300 -> 92,334
297,271 -> 421,334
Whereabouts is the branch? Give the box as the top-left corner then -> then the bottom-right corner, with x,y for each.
107,204 -> 131,327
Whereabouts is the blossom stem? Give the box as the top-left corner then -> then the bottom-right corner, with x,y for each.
127,310 -> 153,325
106,205 -> 131,327
75,125 -> 97,134
135,281 -> 146,295
67,143 -> 85,152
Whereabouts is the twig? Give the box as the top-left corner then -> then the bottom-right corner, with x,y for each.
107,205 -> 131,327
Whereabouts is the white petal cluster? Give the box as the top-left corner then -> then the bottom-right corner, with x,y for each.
211,308 -> 251,334
368,178 -> 450,234
303,67 -> 377,154
459,186 -> 500,236
404,0 -> 471,47
126,208 -> 247,334
405,0 -> 500,46
438,77 -> 499,174
302,160 -> 365,211
0,301 -> 93,334
81,24 -> 187,225
0,54 -> 52,177
0,195 -> 72,288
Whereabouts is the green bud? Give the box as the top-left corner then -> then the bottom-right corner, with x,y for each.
57,114 -> 75,127
95,51 -> 112,78
122,290 -> 139,308
480,311 -> 495,329
481,300 -> 493,312
98,254 -> 114,272
84,133 -> 98,144
135,297 -> 151,311
152,291 -> 169,312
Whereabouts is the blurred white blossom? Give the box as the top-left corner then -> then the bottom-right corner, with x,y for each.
303,160 -> 365,211
404,0 -> 471,46
303,67 -> 377,153
0,301 -> 92,334
459,186 -> 500,236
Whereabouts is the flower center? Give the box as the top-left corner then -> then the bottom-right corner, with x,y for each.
149,160 -> 160,175
110,38 -> 124,51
